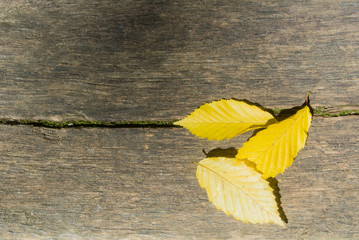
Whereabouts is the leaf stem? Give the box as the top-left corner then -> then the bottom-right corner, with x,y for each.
306,91 -> 311,105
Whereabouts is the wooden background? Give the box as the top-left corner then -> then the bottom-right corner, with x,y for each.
1,1 -> 359,239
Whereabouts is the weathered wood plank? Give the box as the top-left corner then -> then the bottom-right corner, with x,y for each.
0,117 -> 358,239
1,1 -> 359,121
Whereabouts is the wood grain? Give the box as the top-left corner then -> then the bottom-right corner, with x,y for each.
1,1 -> 359,121
0,116 -> 358,239
1,1 -> 359,239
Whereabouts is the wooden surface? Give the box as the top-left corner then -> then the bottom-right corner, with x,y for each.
1,1 -> 359,239
0,117 -> 359,239
1,1 -> 359,121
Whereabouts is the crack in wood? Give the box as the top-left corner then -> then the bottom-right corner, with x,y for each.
0,106 -> 358,129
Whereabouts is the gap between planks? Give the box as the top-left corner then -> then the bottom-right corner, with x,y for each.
0,105 -> 358,129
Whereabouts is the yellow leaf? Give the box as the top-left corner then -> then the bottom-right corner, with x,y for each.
236,105 -> 312,178
196,157 -> 285,227
174,99 -> 277,140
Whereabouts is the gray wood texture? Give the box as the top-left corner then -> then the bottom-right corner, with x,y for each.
1,117 -> 358,239
1,1 -> 359,239
1,1 -> 359,121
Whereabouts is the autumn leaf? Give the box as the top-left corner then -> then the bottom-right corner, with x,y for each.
236,104 -> 312,178
174,99 -> 277,140
196,157 -> 285,227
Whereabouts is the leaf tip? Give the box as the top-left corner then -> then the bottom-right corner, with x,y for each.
173,119 -> 183,126
276,219 -> 287,228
